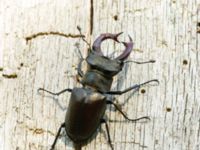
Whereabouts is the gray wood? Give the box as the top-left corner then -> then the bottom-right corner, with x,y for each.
0,0 -> 199,150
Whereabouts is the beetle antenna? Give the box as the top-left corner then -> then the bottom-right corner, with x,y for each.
74,42 -> 84,60
77,26 -> 91,49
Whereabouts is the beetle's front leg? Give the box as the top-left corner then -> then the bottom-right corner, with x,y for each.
105,79 -> 159,95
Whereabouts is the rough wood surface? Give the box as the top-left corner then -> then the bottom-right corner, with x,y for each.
0,0 -> 199,150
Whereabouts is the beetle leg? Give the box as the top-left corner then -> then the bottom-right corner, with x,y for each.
105,79 -> 159,95
100,119 -> 114,150
38,88 -> 72,96
50,123 -> 65,150
106,100 -> 150,121
77,58 -> 84,77
124,59 -> 156,64
77,26 -> 91,48
92,32 -> 122,56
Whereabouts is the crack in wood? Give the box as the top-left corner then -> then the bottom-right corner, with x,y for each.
197,22 -> 200,33
183,94 -> 188,124
25,32 -> 84,43
2,73 -> 18,79
16,121 -> 55,136
90,0 -> 94,35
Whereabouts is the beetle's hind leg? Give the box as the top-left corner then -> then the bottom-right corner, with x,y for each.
106,100 -> 150,122
100,119 -> 114,150
50,123 -> 65,150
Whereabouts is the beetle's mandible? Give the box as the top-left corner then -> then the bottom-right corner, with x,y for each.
38,27 -> 159,150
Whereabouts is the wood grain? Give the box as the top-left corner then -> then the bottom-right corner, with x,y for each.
0,0 -> 199,150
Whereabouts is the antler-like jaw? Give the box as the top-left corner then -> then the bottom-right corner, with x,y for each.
92,32 -> 133,61
115,35 -> 133,61
92,32 -> 122,56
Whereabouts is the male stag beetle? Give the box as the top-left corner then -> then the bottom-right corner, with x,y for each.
38,27 -> 159,150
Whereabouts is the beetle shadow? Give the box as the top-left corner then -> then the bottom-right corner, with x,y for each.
37,91 -> 67,111
52,96 -> 68,111
109,62 -> 135,112
107,117 -> 151,123
36,43 -> 83,112
99,117 -> 149,148
59,130 -> 74,149
109,62 -> 158,112
59,127 -> 100,149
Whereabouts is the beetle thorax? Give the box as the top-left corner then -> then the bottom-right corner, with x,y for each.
81,52 -> 123,92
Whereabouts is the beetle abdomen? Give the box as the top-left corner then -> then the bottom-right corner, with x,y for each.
65,88 -> 106,143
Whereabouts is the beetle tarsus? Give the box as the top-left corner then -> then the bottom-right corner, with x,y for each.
106,100 -> 150,122
50,123 -> 65,150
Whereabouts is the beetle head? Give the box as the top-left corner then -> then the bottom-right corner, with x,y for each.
86,32 -> 133,77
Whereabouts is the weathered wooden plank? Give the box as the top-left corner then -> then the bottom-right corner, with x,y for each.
0,0 -> 200,150
0,1 -> 91,150
91,1 -> 200,150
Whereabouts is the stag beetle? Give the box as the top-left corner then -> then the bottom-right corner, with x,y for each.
38,27 -> 159,150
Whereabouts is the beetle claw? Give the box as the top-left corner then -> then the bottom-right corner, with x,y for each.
116,35 -> 133,61
92,32 -> 133,61
128,34 -> 132,41
92,32 -> 123,56
115,32 -> 123,42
